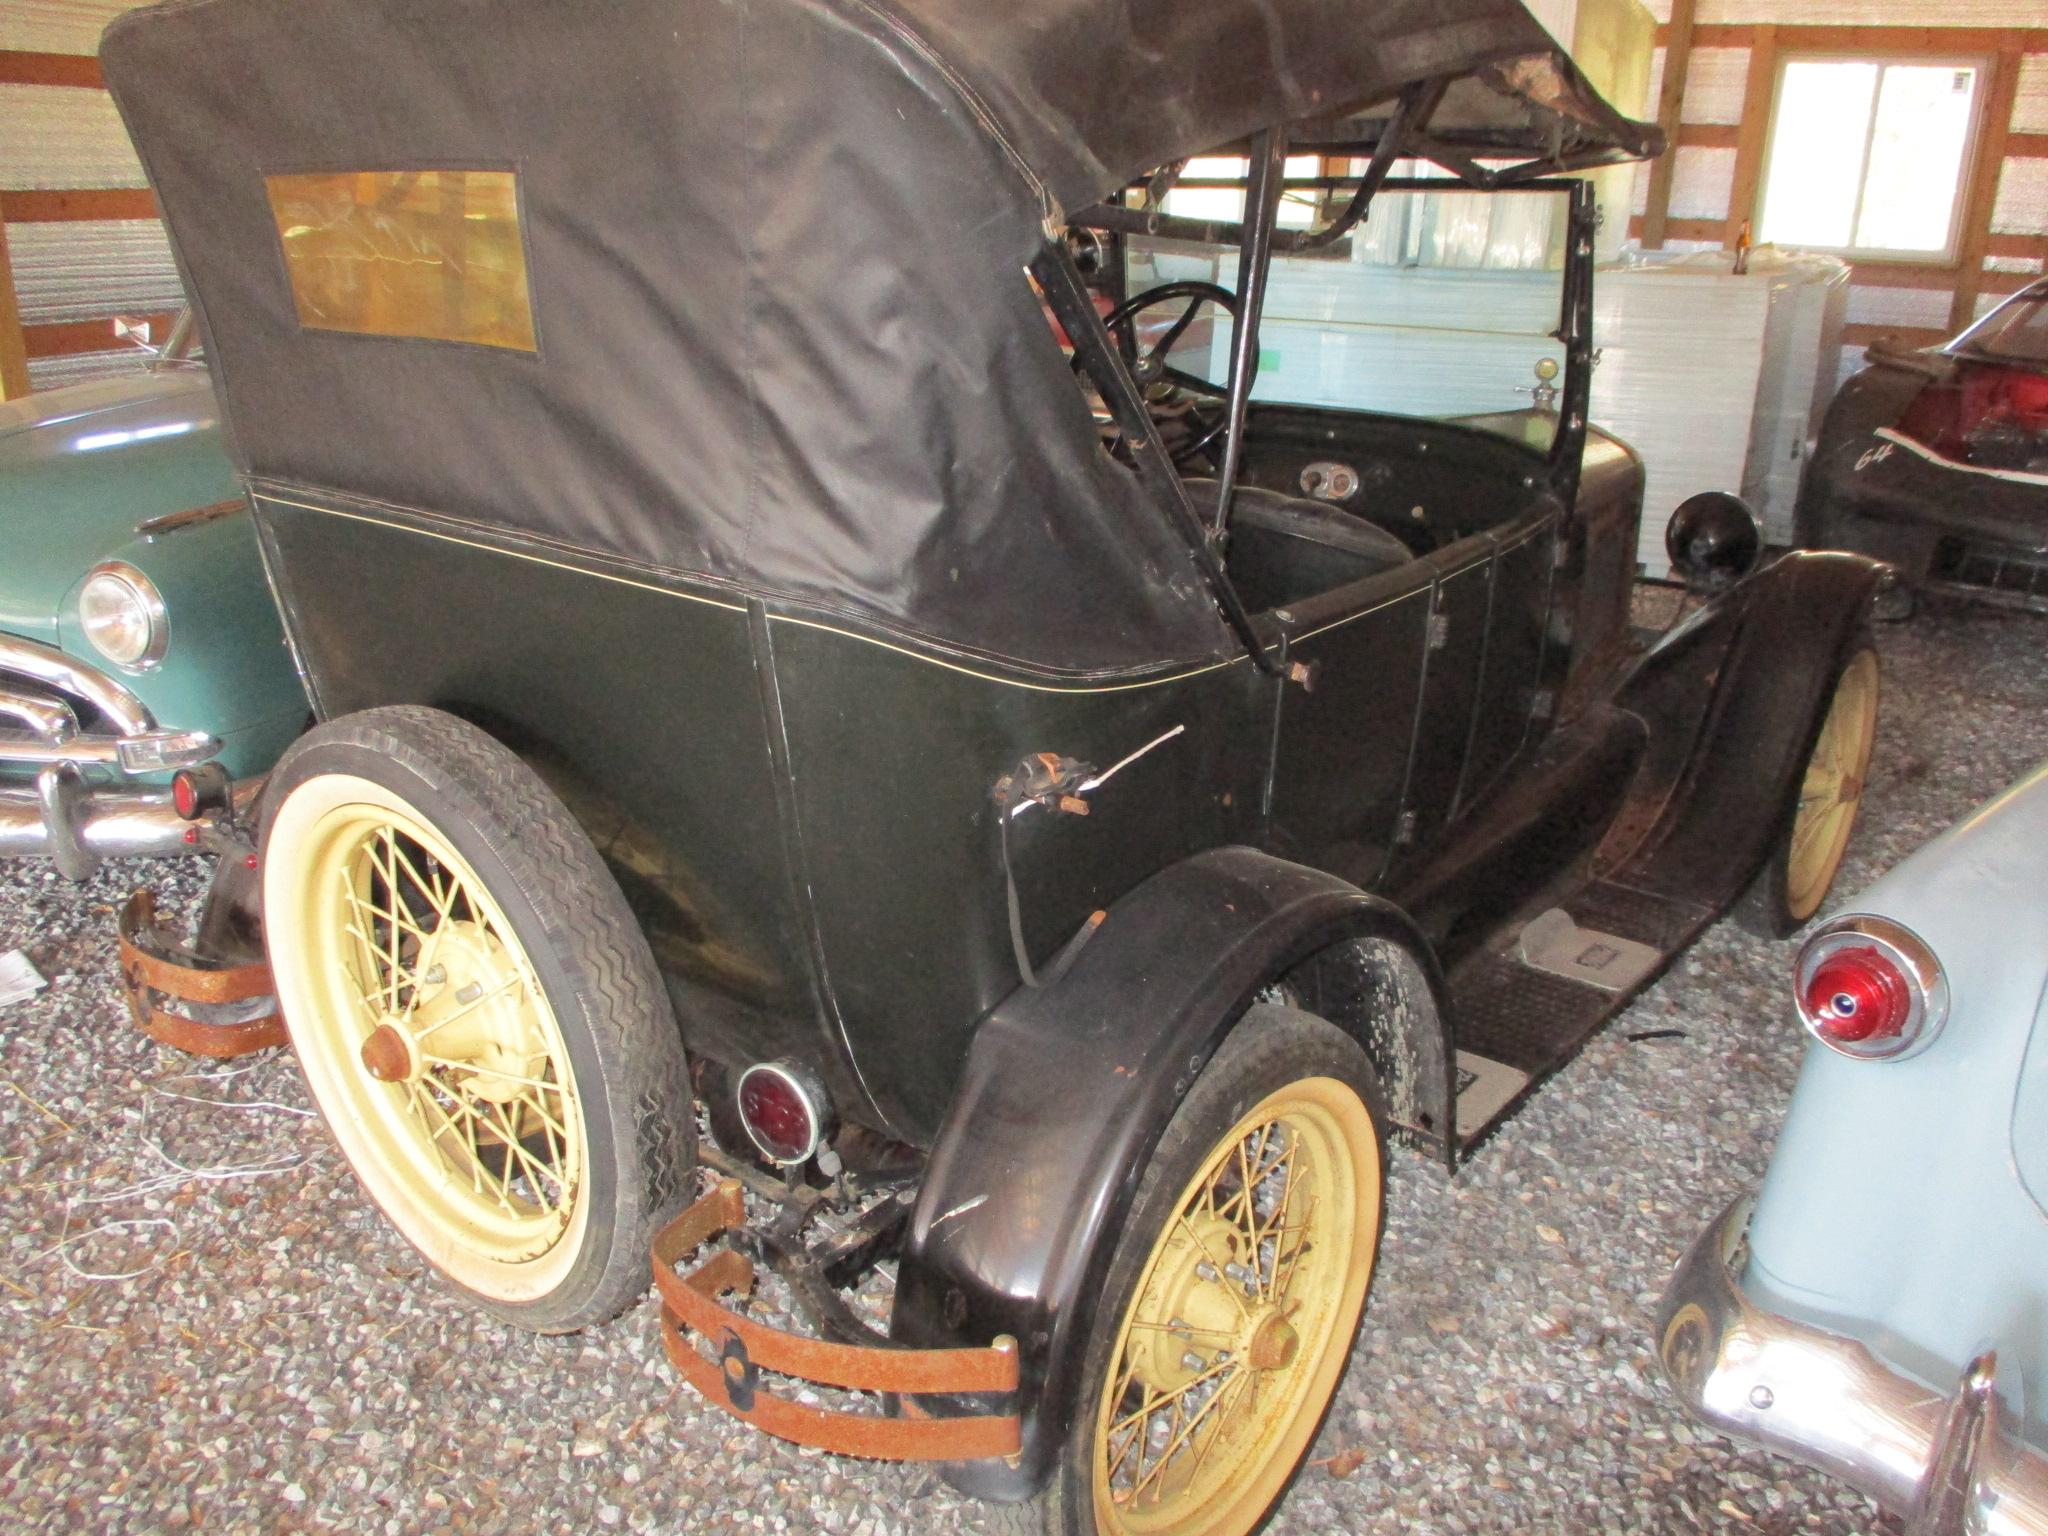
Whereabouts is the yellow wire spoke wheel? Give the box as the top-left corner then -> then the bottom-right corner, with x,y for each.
1784,649 -> 1880,923
268,772 -> 593,1303
1092,1075 -> 1381,1536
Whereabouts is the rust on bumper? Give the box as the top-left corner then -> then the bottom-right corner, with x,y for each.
116,888 -> 286,1058
652,1178 -> 1022,1461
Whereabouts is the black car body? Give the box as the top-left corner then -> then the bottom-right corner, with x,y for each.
1797,279 -> 2048,613
102,0 -> 1887,1527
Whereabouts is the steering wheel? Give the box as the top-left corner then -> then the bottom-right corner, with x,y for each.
1082,281 -> 1240,465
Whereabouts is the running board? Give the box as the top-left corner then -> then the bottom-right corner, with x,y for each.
1447,879 -> 1715,1154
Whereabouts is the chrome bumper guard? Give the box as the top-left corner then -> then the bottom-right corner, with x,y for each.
1657,1197 -> 2048,1536
652,1179 -> 1022,1462
1,631 -> 236,879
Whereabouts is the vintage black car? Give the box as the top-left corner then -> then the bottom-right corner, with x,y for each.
1797,278 -> 2048,616
103,0 -> 1887,1530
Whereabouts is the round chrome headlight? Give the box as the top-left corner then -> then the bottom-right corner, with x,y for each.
79,562 -> 169,671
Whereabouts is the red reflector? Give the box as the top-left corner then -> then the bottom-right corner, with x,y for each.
171,771 -> 200,820
1802,946 -> 1910,1043
736,1062 -> 824,1166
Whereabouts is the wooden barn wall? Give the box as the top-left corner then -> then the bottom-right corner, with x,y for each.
1631,0 -> 2047,386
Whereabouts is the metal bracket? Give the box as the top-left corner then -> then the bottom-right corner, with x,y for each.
116,888 -> 285,1058
651,1180 -> 1022,1461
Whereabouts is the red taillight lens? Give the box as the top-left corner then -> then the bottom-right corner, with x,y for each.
170,762 -> 231,822
735,1060 -> 832,1166
1793,916 -> 1948,1060
1801,946 -> 1910,1043
1895,364 -> 2048,470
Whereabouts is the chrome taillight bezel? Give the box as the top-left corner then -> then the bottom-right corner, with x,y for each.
734,1058 -> 835,1167
1794,914 -> 1949,1061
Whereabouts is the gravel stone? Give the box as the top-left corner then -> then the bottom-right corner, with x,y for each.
0,595 -> 2040,1534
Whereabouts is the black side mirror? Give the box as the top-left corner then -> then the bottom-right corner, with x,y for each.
1665,491 -> 1763,592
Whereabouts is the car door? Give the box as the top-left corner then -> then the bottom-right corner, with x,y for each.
1457,505 -> 1560,810
1263,562 -> 1435,889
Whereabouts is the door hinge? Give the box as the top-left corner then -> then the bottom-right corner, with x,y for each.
1395,808 -> 1418,845
1427,612 -> 1450,651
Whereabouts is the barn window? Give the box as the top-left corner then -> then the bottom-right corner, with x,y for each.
1756,57 -> 1986,262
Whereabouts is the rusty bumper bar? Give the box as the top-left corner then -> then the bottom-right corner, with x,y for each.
116,889 -> 286,1058
652,1179 -> 1022,1461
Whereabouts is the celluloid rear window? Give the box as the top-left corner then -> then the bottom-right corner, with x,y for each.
265,170 -> 537,352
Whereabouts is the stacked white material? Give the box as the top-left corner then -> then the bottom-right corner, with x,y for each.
1215,260 -> 1565,421
1590,262 -> 1766,575
1743,253 -> 1852,540
1593,248 -> 1850,573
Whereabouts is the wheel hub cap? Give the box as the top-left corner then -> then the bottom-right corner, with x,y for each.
360,920 -> 547,1104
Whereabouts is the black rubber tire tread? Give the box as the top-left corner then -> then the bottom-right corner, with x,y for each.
1000,1004 -> 1389,1536
261,705 -> 696,1333
1735,630 -> 1879,940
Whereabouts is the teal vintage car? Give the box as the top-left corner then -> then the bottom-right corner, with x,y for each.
0,315 -> 307,878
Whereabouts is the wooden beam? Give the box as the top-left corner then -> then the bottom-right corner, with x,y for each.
0,49 -> 103,88
1640,0 -> 1698,251
0,188 -> 159,223
1950,44 -> 2023,334
1626,214 -> 1724,244
1673,124 -> 1739,150
2008,133 -> 2048,159
1842,323 -> 1950,348
1987,234 -> 2046,260
0,214 -> 30,400
1724,25 -> 1779,251
1845,262 -> 2036,296
1659,25 -> 2048,54
1847,261 -> 1957,288
22,311 -> 177,361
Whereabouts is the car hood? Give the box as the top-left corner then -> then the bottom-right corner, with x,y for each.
0,368 -> 230,643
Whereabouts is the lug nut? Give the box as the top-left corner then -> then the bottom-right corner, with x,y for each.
1181,1351 -> 1206,1372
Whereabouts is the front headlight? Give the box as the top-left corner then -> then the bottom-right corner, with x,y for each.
79,562 -> 169,671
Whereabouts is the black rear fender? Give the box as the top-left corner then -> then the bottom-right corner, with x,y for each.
887,844 -> 1447,1501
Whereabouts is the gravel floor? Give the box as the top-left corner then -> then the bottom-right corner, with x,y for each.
2,596 -> 2044,1536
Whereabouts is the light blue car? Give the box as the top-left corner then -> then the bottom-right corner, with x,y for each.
1658,760 -> 2048,1534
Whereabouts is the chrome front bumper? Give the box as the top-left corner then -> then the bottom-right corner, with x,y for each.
1,631 -> 239,880
1657,1197 -> 2048,1536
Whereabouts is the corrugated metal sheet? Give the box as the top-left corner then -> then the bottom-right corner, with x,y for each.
2018,58 -> 2048,137
0,0 -> 135,55
6,218 -> 177,323
1993,157 -> 2048,238
0,82 -> 144,189
1668,145 -> 1737,220
1847,283 -> 1954,329
1642,47 -> 1751,126
26,347 -> 149,393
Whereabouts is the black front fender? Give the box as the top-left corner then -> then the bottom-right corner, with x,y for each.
1608,549 -> 1886,906
888,844 -> 1447,1501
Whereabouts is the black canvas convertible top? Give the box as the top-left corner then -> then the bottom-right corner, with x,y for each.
103,0 -> 1655,675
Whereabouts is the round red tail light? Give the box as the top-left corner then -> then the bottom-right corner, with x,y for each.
170,762 -> 231,822
735,1060 -> 834,1167
1793,916 -> 1947,1060
1801,947 -> 1909,1043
